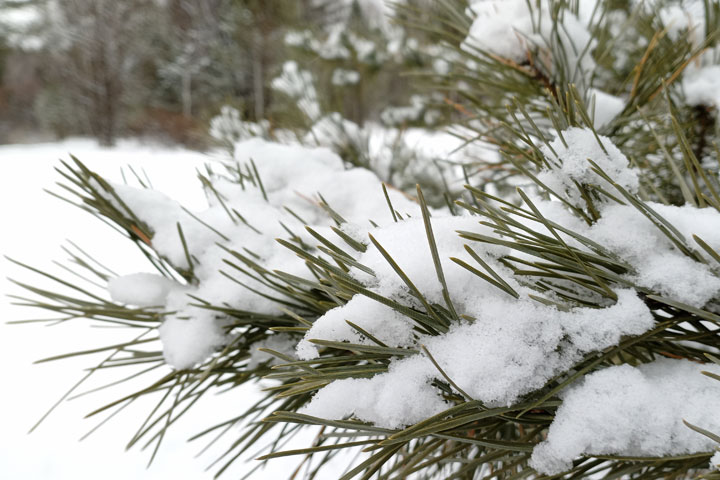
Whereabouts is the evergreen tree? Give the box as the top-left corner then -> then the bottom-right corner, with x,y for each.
210,0 -> 469,206
11,0 -> 720,479
36,0 -> 169,145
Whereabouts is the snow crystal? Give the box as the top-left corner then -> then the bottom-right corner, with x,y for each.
539,127 -> 639,207
531,359 -> 720,475
107,273 -> 181,308
638,253 -> 720,305
419,289 -> 652,406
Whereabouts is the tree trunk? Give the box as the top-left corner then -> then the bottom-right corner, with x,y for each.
252,31 -> 264,120
182,69 -> 192,118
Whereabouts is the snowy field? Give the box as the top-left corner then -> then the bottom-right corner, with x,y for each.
0,139 -> 323,479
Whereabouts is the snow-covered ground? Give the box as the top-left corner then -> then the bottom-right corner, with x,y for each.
0,139 -> 322,479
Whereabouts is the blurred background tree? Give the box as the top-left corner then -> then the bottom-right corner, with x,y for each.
0,0 -> 448,147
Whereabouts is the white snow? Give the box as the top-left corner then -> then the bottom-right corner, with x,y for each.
107,273 -> 182,307
531,197 -> 720,307
463,0 -> 542,62
103,183 -> 200,269
380,95 -> 428,125
7,118 -> 720,477
531,359 -> 720,474
92,126 -> 715,442
159,307 -> 229,371
539,127 -> 639,207
304,114 -> 475,198
349,216 -> 505,307
712,451 -> 720,470
658,1 -> 706,44
301,289 -> 654,428
299,360 -> 449,428
0,2 -> 42,49
462,0 -> 596,81
682,65 -> 720,109
0,138 -> 316,479
566,202 -> 720,307
589,88 -> 626,128
231,137 -> 345,194
107,137 -> 419,369
296,294 -> 418,360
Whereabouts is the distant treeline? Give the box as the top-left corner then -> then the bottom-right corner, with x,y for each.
0,0 -> 448,147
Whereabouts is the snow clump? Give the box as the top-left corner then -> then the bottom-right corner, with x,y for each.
538,127 -> 639,207
462,0 -> 596,80
531,359 -> 720,474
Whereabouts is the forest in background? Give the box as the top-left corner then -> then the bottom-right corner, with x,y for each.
0,0 -> 448,148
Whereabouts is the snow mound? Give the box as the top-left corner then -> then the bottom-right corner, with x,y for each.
301,290 -> 653,428
539,127 -> 639,207
531,359 -> 720,474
